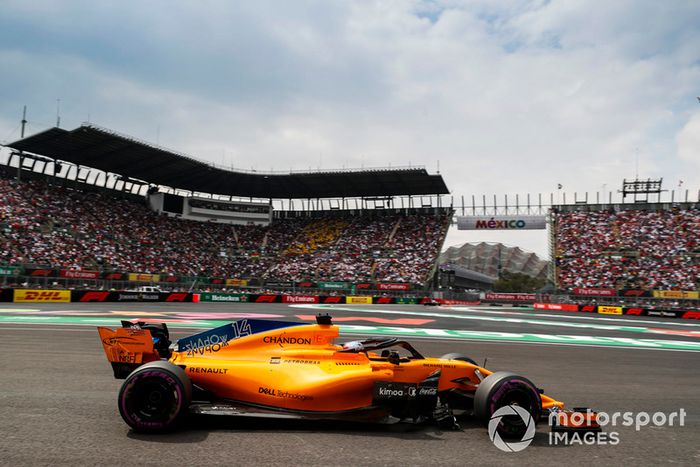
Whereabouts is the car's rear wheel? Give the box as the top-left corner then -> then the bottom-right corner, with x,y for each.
473,371 -> 540,438
118,361 -> 191,433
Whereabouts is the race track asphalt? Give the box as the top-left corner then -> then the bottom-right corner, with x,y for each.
0,303 -> 698,466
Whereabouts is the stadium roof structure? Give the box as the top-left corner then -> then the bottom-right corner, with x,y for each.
7,124 -> 449,199
440,242 -> 548,280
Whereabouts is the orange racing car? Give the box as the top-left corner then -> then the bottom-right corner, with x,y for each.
97,314 -> 597,435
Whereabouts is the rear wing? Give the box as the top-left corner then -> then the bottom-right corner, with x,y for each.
97,321 -> 171,379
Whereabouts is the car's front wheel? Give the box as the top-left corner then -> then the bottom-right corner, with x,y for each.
473,371 -> 540,438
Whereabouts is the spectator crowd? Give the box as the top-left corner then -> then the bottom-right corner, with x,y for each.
555,207 -> 700,291
0,175 -> 450,285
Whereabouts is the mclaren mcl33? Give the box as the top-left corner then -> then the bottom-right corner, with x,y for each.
98,315 -> 598,435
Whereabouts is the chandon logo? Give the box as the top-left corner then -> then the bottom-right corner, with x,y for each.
263,336 -> 312,345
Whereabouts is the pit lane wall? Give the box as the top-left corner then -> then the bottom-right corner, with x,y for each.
1,289 -> 195,303
0,289 -> 477,306
534,302 -> 700,320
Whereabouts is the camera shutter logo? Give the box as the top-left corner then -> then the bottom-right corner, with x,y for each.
488,405 -> 536,452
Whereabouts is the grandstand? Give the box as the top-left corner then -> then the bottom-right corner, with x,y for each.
553,203 -> 700,292
0,124 -> 452,291
3,124 -> 699,302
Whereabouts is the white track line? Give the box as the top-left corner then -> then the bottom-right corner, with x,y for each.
292,305 -> 700,336
450,306 -> 700,328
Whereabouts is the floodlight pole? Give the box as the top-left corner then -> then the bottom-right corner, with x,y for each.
17,105 -> 27,181
20,106 -> 27,138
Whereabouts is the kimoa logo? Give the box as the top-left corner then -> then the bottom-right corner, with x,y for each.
379,387 -> 404,397
488,405 -> 536,452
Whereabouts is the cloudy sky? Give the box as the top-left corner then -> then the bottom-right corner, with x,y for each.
1,0 -> 699,256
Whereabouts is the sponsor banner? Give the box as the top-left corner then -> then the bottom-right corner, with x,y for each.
346,296 -> 373,304
163,275 -> 180,283
282,295 -> 319,304
484,293 -> 536,301
682,311 -> 700,319
395,297 -> 418,305
572,288 -> 617,297
71,290 -> 193,302
320,296 -> 344,304
14,289 -> 71,303
457,215 -> 546,231
297,281 -> 316,288
226,279 -> 249,287
372,297 -> 418,305
0,266 -> 22,277
24,268 -> 56,277
440,299 -> 481,305
374,297 -> 395,305
644,310 -> 682,318
623,307 -> 645,316
209,278 -> 225,285
318,282 -> 348,290
74,291 -> 111,302
127,273 -> 161,282
598,306 -> 623,315
533,303 -> 579,312
620,289 -> 651,298
115,292 -> 160,302
103,272 -> 125,280
377,283 -> 411,291
418,298 -> 481,305
266,281 -> 294,288
200,292 -> 249,303
59,269 -> 100,280
163,292 -> 191,302
355,283 -> 372,290
250,294 -> 282,303
652,290 -> 699,300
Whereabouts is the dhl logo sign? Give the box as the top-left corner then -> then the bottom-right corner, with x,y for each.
14,289 -> 71,303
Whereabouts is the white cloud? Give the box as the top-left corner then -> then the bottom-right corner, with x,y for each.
676,113 -> 700,186
1,0 -> 699,257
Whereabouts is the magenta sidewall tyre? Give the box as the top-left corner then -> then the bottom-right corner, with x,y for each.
473,371 -> 541,437
118,361 -> 191,433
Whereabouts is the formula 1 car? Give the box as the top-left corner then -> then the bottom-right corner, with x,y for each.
97,315 -> 597,435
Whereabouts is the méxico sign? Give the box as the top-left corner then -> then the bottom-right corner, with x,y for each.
457,215 -> 546,230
